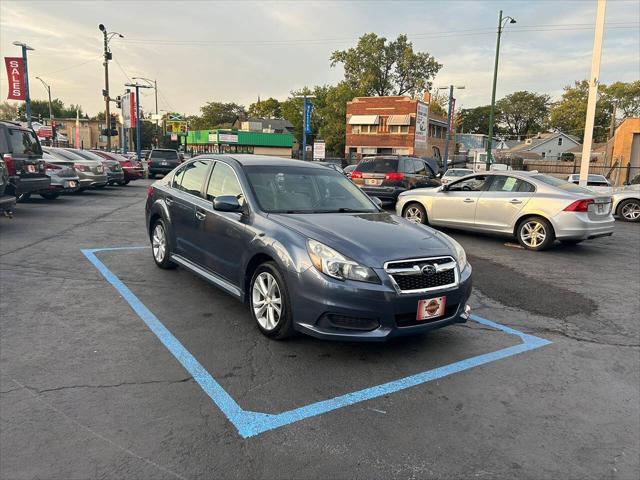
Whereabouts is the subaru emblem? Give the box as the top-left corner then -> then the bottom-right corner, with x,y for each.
421,264 -> 437,276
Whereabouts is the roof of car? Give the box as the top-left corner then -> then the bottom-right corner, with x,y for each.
212,154 -> 327,168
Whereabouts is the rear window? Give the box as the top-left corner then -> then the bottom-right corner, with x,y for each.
532,174 -> 593,194
446,169 -> 473,177
356,158 -> 398,173
8,129 -> 42,156
150,150 -> 178,160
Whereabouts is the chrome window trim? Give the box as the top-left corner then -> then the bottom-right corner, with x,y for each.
383,256 -> 459,295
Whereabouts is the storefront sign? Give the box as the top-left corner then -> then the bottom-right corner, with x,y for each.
5,57 -> 25,100
415,102 -> 428,146
313,141 -> 325,160
122,92 -> 136,128
208,133 -> 217,142
219,133 -> 238,143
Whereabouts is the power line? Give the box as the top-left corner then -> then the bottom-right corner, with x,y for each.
37,57 -> 101,77
113,56 -> 132,83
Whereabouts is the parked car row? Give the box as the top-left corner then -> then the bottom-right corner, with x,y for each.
0,120 -> 144,212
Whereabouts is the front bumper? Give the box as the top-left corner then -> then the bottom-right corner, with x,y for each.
551,211 -> 615,240
287,264 -> 472,341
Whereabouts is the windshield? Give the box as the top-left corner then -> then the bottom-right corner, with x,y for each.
245,165 -> 379,214
532,174 -> 593,194
8,129 -> 42,156
151,150 -> 179,160
356,158 -> 398,173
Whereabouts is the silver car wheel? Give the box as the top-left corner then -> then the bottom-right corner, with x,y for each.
521,220 -> 547,248
621,201 -> 640,221
152,224 -> 167,263
404,206 -> 423,223
252,272 -> 282,331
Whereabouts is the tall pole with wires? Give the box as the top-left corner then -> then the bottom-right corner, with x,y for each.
133,77 -> 159,147
126,83 -> 151,164
98,24 -> 123,151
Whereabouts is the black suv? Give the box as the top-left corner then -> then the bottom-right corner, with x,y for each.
148,148 -> 181,178
0,156 -> 16,215
351,155 -> 440,203
0,121 -> 50,200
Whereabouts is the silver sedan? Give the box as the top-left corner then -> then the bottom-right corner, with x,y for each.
396,171 -> 615,251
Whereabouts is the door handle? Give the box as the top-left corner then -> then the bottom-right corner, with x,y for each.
509,199 -> 523,204
195,209 -> 206,221
165,196 -> 173,205
463,198 -> 475,203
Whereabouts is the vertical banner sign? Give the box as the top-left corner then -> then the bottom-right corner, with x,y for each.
130,92 -> 137,128
449,98 -> 456,129
304,100 -> 313,134
414,102 -> 428,146
122,92 -> 131,128
4,57 -> 25,100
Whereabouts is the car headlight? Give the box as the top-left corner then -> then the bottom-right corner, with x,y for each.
447,236 -> 468,272
307,239 -> 380,283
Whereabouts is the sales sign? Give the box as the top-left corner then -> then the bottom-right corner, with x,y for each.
5,57 -> 25,100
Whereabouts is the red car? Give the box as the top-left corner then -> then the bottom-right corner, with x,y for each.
91,150 -> 144,184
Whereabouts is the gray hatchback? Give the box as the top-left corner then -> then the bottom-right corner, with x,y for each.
146,155 -> 472,341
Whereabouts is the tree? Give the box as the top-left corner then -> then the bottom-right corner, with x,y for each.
456,105 -> 498,135
17,98 -> 84,120
190,102 -> 246,130
248,97 -> 281,118
0,102 -> 19,121
605,80 -> 640,118
428,90 -> 449,118
330,33 -> 441,97
496,91 -> 550,137
549,80 -> 613,143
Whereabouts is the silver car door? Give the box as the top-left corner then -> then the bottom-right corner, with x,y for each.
430,175 -> 488,227
474,176 -> 535,231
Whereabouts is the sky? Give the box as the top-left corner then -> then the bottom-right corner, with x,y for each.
0,0 -> 638,117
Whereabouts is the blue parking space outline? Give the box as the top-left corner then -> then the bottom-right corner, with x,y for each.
83,246 -> 552,439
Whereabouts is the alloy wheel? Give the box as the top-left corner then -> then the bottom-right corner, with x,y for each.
404,206 -> 423,223
521,220 -> 547,248
252,272 -> 282,331
621,201 -> 640,221
152,223 -> 167,263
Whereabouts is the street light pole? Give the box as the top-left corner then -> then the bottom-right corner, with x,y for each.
12,41 -> 34,128
125,83 -> 151,164
132,77 -> 159,147
35,77 -> 52,121
486,11 -> 516,170
98,24 -> 124,151
439,85 -> 465,169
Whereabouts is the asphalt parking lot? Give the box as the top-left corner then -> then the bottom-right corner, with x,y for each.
1,180 -> 639,480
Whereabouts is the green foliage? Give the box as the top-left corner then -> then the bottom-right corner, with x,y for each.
132,120 -> 156,149
0,102 -> 19,121
428,90 -> 449,118
457,105 -> 498,135
248,97 -> 281,119
17,98 -> 84,120
605,80 -> 640,117
496,91 -> 550,137
330,33 -> 441,97
191,102 -> 246,130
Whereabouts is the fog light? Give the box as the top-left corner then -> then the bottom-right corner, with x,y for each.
461,304 -> 472,320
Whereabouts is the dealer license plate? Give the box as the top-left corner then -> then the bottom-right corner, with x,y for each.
416,296 -> 446,321
596,203 -> 608,214
364,178 -> 382,186
67,181 -> 77,188
160,161 -> 169,166
26,165 -> 36,173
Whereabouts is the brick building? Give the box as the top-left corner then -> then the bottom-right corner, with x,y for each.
345,95 -> 454,161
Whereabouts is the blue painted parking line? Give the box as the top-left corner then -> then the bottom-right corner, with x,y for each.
83,246 -> 552,439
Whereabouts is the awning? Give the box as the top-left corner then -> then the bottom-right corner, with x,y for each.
348,115 -> 379,125
387,115 -> 411,126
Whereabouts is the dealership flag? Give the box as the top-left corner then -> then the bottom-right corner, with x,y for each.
4,57 -> 25,100
75,110 -> 80,148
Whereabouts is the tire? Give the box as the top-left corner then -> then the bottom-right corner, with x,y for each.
617,198 -> 640,222
123,180 -> 130,185
402,202 -> 427,224
249,262 -> 294,340
151,219 -> 176,269
16,192 -> 31,202
516,216 -> 555,251
39,192 -> 60,200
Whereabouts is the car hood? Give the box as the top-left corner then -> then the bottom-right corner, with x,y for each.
268,211 -> 454,268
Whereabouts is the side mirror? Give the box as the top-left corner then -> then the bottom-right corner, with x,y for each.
213,195 -> 242,212
371,196 -> 383,208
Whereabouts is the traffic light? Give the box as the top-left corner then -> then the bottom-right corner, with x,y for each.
115,96 -> 122,109
110,114 -> 117,131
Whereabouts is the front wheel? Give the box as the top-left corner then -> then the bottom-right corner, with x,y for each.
249,262 -> 294,339
516,217 -> 555,251
402,202 -> 427,224
617,198 -> 640,222
39,192 -> 60,200
151,219 -> 176,269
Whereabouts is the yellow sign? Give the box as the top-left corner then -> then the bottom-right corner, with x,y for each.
166,121 -> 188,135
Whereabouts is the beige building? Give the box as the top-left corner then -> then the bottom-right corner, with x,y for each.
50,117 -> 121,149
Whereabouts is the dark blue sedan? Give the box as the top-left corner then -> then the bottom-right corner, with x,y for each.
145,155 -> 472,341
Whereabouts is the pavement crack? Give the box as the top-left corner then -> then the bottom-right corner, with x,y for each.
28,376 -> 193,394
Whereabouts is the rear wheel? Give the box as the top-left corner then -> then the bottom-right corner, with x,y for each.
151,219 -> 176,269
617,198 -> 640,222
39,192 -> 60,200
249,262 -> 294,339
402,202 -> 427,224
516,217 -> 555,251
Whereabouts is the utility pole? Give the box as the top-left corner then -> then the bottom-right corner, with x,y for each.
98,24 -> 124,151
439,85 -> 465,169
486,10 -> 516,170
35,77 -> 52,121
12,42 -> 34,128
125,83 -> 151,164
579,0 -> 607,187
608,102 -> 617,140
132,77 -> 159,147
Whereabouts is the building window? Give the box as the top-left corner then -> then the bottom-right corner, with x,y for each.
541,152 -> 546,158
379,116 -> 388,133
558,137 -> 563,146
352,124 -> 378,134
389,125 -> 409,134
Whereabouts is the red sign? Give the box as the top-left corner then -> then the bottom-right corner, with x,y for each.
449,97 -> 456,129
5,57 -> 25,101
37,126 -> 53,138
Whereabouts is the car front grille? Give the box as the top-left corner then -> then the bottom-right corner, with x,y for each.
385,256 -> 458,294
